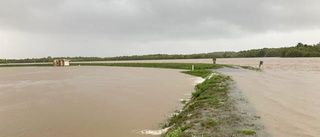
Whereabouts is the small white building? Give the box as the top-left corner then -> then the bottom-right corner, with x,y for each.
64,60 -> 70,66
53,59 -> 70,66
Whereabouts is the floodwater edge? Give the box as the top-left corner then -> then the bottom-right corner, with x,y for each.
162,70 -> 266,137
0,63 -> 265,137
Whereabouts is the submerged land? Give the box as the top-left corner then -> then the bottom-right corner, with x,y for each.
0,66 -> 196,137
0,62 -> 265,137
1,57 -> 320,137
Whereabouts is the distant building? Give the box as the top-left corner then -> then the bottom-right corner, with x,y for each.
53,59 -> 70,66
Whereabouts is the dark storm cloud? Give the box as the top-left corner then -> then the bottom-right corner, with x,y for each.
1,0 -> 320,58
1,0 -> 320,39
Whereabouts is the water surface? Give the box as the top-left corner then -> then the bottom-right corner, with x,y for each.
2,58 -> 320,137
102,57 -> 320,136
0,66 -> 196,137
216,58 -> 320,137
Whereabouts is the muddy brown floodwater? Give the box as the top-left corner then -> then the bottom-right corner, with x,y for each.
216,58 -> 320,137
2,58 -> 320,137
94,57 -> 320,136
0,66 -> 198,137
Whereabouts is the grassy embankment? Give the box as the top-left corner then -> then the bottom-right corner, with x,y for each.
71,62 -> 227,70
162,70 -> 260,137
0,62 -> 261,136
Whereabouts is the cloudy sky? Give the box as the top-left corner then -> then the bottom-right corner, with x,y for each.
1,0 -> 320,59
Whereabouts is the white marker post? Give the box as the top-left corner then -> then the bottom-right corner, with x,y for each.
192,65 -> 194,71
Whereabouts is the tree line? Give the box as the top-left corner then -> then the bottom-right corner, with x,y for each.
1,42 -> 320,63
234,42 -> 320,57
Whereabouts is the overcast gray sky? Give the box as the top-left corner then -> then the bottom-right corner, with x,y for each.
1,0 -> 320,59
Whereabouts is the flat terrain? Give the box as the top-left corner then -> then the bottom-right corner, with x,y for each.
0,66 -> 197,137
216,58 -> 320,137
91,57 -> 320,136
1,57 -> 319,137
83,57 -> 320,71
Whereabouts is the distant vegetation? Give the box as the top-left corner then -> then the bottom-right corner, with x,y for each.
235,42 -> 320,58
1,42 -> 319,64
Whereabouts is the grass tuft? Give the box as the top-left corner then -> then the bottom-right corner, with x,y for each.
192,90 -> 202,98
237,130 -> 256,135
181,70 -> 212,78
239,66 -> 261,71
163,128 -> 182,137
180,99 -> 187,104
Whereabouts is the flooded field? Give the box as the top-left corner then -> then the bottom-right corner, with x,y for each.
99,57 -> 320,136
216,58 -> 320,137
1,57 -> 320,137
87,57 -> 320,71
0,66 -> 197,137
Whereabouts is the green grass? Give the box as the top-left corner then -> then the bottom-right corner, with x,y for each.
163,74 -> 234,136
71,62 -> 227,70
181,70 -> 212,78
162,71 -> 262,136
163,128 -> 182,137
191,90 -> 202,98
180,100 -> 187,104
240,65 -> 261,71
237,130 -> 256,135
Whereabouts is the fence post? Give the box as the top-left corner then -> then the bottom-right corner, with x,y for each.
259,61 -> 263,69
212,58 -> 217,64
